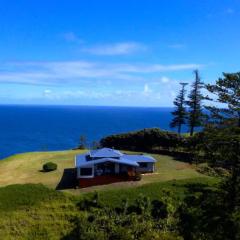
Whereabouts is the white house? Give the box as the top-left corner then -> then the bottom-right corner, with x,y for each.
75,148 -> 156,187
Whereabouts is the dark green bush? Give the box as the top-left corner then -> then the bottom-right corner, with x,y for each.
100,128 -> 185,151
42,162 -> 57,172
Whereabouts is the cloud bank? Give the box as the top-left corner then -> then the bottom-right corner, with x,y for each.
0,61 -> 202,86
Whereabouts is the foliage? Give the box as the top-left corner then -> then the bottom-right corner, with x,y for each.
170,83 -> 188,134
91,140 -> 100,150
42,161 -> 57,172
67,192 -> 183,240
186,70 -> 205,136
188,126 -> 240,167
177,139 -> 240,240
100,128 -> 184,151
197,164 -> 230,177
26,225 -> 51,240
78,135 -> 87,149
205,72 -> 240,127
0,179 -> 219,240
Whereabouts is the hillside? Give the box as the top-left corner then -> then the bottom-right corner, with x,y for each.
0,149 -> 206,192
0,150 -> 218,239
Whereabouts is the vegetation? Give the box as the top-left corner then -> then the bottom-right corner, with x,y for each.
100,128 -> 184,152
98,70 -> 240,239
0,178 -> 217,240
205,72 -> 240,127
0,70 -> 240,239
186,70 -> 205,136
0,150 -> 85,188
0,149 -> 204,192
78,135 -> 87,149
43,161 -> 58,172
170,82 -> 188,134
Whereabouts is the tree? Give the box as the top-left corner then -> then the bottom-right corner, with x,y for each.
78,135 -> 87,149
178,140 -> 240,240
91,141 -> 100,150
170,83 -> 188,134
187,70 -> 204,136
205,72 -> 240,127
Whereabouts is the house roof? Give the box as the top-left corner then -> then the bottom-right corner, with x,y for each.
120,154 -> 156,163
75,148 -> 156,168
75,154 -> 139,168
89,148 -> 123,158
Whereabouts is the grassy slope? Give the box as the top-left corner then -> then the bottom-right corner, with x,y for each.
0,150 -> 217,239
0,150 -> 206,192
0,178 -> 218,240
0,150 -> 85,188
83,177 -> 218,207
0,184 -> 77,240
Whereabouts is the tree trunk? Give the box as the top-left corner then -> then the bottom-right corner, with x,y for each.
190,126 -> 194,136
178,124 -> 182,135
238,111 -> 240,127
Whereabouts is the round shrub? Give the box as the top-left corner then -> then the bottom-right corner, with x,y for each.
42,162 -> 57,172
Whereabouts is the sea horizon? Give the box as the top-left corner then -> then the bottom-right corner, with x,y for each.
0,103 -> 174,109
0,105 -> 178,160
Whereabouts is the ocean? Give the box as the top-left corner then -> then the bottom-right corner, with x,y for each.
0,105 -> 183,160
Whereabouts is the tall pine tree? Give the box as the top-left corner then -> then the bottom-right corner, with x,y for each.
187,70 -> 204,136
170,82 -> 188,134
205,72 -> 240,127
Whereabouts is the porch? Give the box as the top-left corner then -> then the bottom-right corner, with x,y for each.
77,161 -> 137,188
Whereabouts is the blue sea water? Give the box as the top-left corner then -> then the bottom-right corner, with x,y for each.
0,105 -> 183,160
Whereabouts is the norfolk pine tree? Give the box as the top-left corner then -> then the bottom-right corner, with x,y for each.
187,70 -> 204,136
205,72 -> 240,127
170,82 -> 188,134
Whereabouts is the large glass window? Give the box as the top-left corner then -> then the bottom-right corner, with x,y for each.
80,168 -> 93,176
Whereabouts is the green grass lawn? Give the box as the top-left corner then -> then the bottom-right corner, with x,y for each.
0,150 -> 85,188
0,149 -> 208,192
0,178 -> 218,240
0,150 -> 218,239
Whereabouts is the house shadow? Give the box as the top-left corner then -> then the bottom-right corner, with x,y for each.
56,168 -> 77,190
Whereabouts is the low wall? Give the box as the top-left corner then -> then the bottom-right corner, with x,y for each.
78,175 -> 134,188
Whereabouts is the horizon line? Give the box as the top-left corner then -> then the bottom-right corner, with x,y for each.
0,103 -> 174,108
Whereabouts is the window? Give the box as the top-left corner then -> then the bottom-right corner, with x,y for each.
138,162 -> 148,168
80,168 -> 93,176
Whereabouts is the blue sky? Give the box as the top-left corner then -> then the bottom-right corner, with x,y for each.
0,0 -> 239,106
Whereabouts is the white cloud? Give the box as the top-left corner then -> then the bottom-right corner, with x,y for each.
40,87 -> 165,104
82,42 -> 146,55
143,84 -> 152,96
43,89 -> 52,95
0,61 -> 203,86
161,76 -> 170,83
